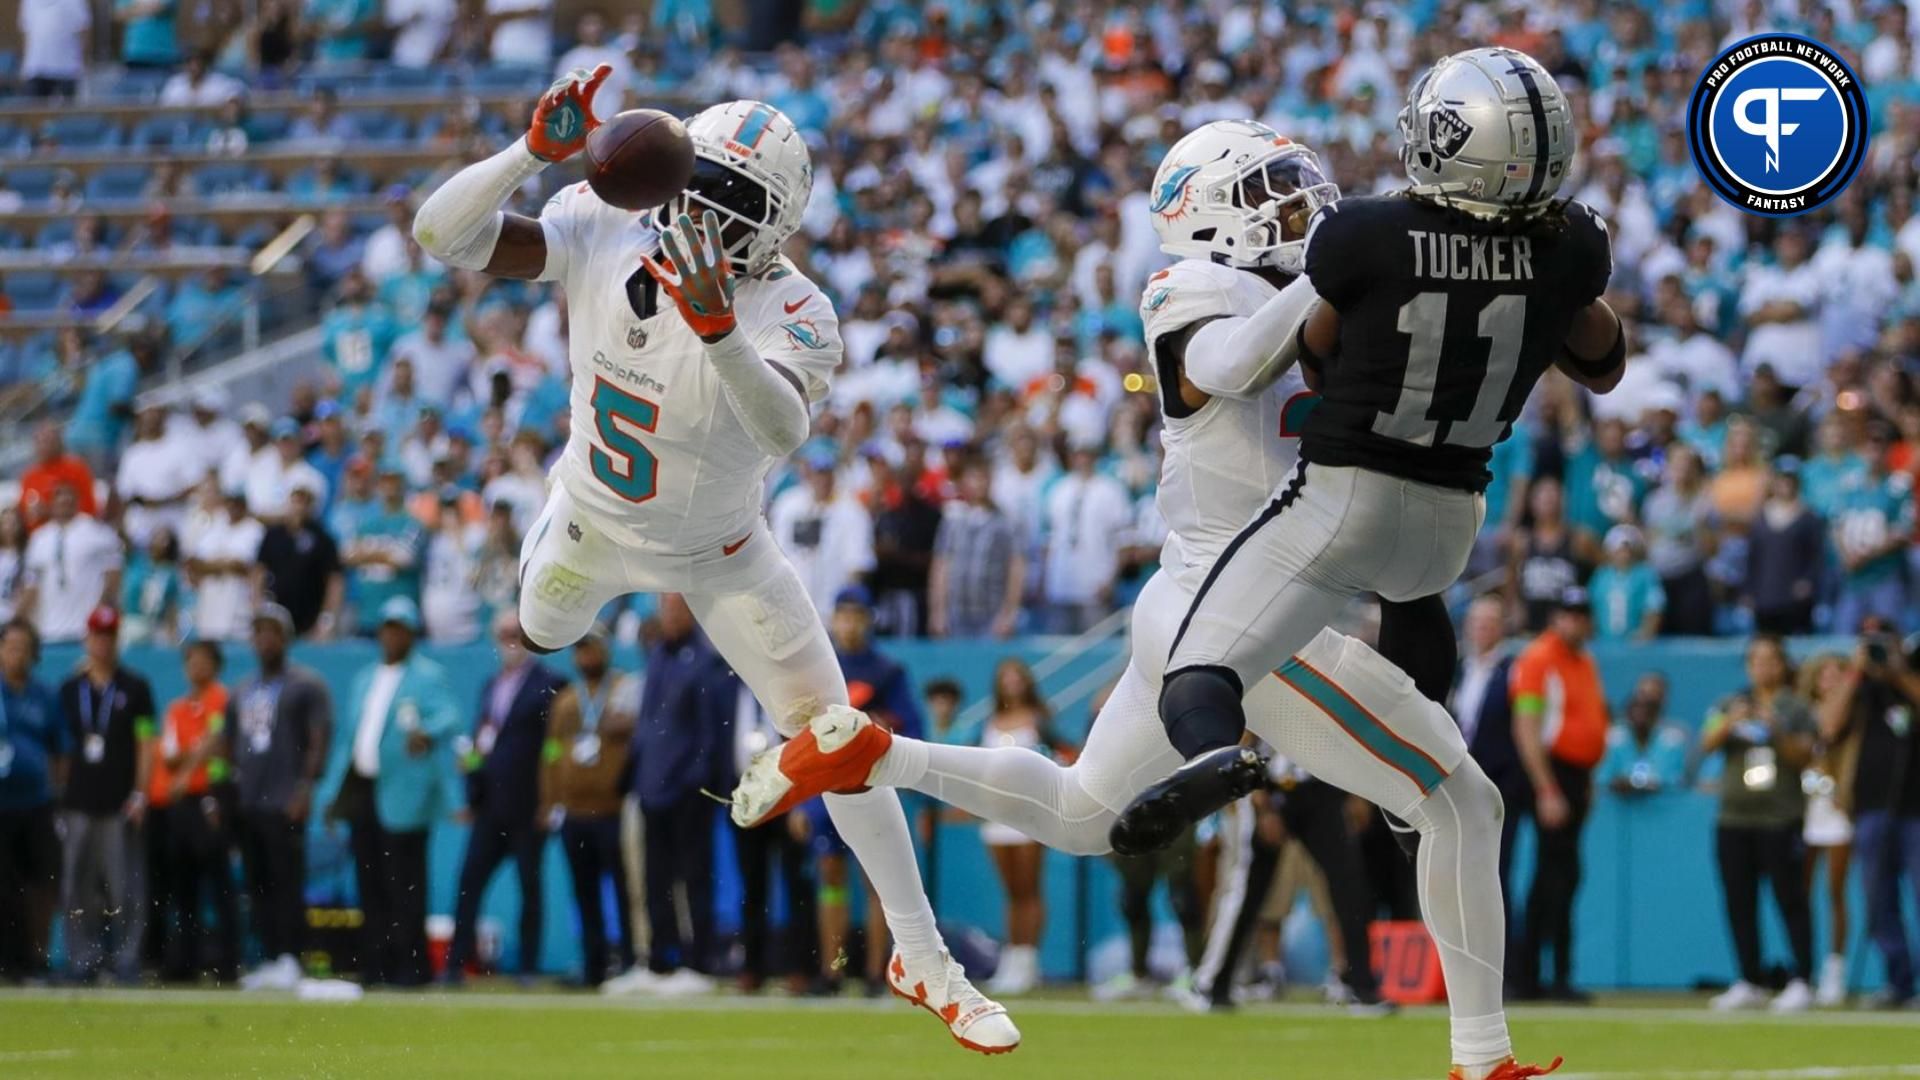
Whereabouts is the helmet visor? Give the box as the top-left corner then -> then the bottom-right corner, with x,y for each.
663,157 -> 774,261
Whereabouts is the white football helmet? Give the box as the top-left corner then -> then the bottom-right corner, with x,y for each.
659,100 -> 811,274
1149,120 -> 1339,274
1398,47 -> 1573,216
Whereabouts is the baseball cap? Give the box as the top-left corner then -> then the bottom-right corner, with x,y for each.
270,417 -> 300,440
1602,524 -> 1643,553
85,606 -> 120,636
313,400 -> 341,422
252,603 -> 295,636
192,385 -> 230,413
834,585 -> 874,611
377,596 -> 422,632
1556,587 -> 1593,613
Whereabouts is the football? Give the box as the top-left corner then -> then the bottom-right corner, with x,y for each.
584,109 -> 697,211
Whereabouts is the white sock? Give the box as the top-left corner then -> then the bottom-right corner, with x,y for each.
1402,762 -> 1513,1068
873,737 -> 1116,857
822,786 -> 942,960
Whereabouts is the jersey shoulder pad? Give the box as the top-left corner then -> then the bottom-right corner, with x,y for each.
1559,199 -> 1614,304
1304,196 -> 1395,309
737,266 -> 836,338
1141,259 -> 1240,342
738,268 -> 840,398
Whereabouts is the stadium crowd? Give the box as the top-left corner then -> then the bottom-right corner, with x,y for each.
1,0 -> 1920,1012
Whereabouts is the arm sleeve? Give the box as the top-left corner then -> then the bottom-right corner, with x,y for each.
1183,275 -> 1321,399
411,138 -> 554,274
700,330 -> 816,458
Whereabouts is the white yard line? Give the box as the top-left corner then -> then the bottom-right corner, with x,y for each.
0,1050 -> 77,1063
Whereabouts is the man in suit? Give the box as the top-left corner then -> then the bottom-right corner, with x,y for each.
630,594 -> 735,985
1452,596 -> 1524,893
445,609 -> 563,983
318,596 -> 463,988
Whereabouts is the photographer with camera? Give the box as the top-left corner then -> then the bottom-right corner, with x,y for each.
1702,635 -> 1816,1012
1819,619 -> 1920,1008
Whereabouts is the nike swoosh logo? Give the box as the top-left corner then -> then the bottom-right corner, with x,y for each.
783,298 -> 809,314
722,534 -> 751,556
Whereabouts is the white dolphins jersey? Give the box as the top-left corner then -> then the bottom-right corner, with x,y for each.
1140,258 -> 1316,590
535,182 -> 841,554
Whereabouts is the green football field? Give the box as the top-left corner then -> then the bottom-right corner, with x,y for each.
2,990 -> 1919,1079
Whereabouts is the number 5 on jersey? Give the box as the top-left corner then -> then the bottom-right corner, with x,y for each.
590,378 -> 660,503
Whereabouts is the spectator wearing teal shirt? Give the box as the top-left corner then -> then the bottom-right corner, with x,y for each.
115,0 -> 178,67
1596,673 -> 1690,795
164,269 -> 245,350
375,247 -> 445,327
1588,525 -> 1666,642
370,358 -> 428,438
1564,417 -> 1650,545
327,460 -> 378,548
1679,389 -> 1731,471
1798,415 -> 1868,520
306,0 -> 380,62
339,469 -> 424,635
321,281 -> 400,404
63,341 -> 142,469
1830,430 -> 1915,633
120,527 -> 184,645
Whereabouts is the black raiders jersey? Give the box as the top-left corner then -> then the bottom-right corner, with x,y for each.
1299,194 -> 1613,492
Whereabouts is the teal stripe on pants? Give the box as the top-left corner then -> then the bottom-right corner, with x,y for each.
1276,659 -> 1447,794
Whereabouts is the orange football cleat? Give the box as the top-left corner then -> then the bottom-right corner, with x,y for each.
1449,1056 -> 1564,1080
729,705 -> 892,828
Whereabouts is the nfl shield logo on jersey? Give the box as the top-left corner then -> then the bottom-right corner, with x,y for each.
627,324 -> 648,350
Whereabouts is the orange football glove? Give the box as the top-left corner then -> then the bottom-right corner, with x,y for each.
641,210 -> 740,340
526,63 -> 612,163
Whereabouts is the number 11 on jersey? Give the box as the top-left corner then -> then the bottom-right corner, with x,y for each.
590,378 -> 661,503
1371,292 -> 1525,450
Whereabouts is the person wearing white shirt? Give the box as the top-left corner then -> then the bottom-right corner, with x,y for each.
1647,292 -> 1739,406
20,487 -> 124,644
158,53 -> 246,106
485,0 -> 551,67
990,428 -> 1055,589
221,407 -> 274,498
384,0 -> 455,68
1739,228 -> 1824,391
187,491 -> 266,642
1812,216 -> 1899,358
360,196 -> 419,285
983,300 -> 1054,390
1039,447 -> 1133,634
1449,597 -> 1509,751
116,403 -> 200,548
166,387 -> 245,486
553,11 -> 631,118
768,461 -> 876,619
420,495 -> 483,644
388,306 -> 474,406
19,0 -> 90,97
245,419 -> 329,524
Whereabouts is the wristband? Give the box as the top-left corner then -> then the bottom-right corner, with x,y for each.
1566,319 -> 1625,379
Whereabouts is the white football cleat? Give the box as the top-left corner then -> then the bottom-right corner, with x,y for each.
1711,980 -> 1766,1010
886,948 -> 1020,1055
1770,979 -> 1813,1013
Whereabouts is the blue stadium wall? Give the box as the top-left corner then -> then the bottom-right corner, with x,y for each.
38,637 -> 1910,992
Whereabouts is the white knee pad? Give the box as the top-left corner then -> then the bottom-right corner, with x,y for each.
1405,755 -> 1503,835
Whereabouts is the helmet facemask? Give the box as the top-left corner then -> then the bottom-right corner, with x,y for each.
657,155 -> 784,271
1221,149 -> 1339,273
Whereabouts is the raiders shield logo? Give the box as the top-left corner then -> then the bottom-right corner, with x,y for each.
627,324 -> 648,350
1427,107 -> 1474,161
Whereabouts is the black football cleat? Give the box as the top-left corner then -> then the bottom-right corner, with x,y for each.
1110,746 -> 1267,855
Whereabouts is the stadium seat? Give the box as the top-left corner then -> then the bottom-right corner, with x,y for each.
351,112 -> 411,144
85,166 -> 152,204
373,67 -> 456,95
99,68 -> 169,102
466,66 -> 550,95
40,115 -> 124,150
6,271 -> 62,312
132,116 -> 206,149
34,220 -> 74,250
6,167 -> 59,202
191,163 -> 268,199
249,112 -> 294,143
